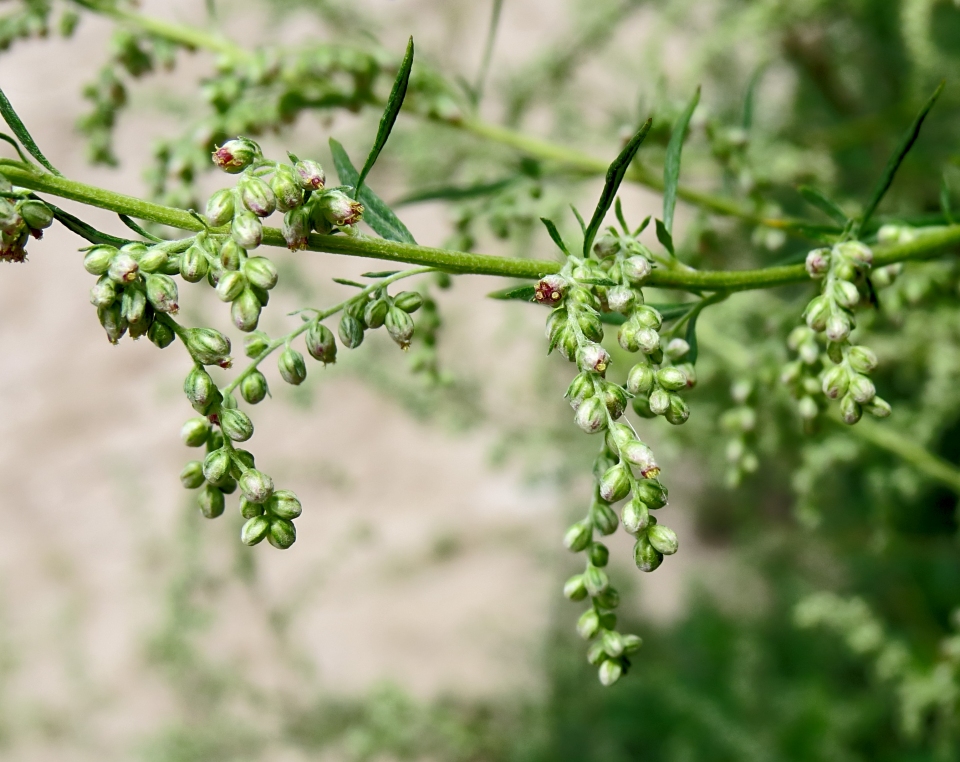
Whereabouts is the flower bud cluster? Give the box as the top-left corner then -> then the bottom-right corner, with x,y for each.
781,326 -> 827,429
335,287 -> 423,353
719,380 -> 759,486
82,240 -> 184,346
797,241 -> 890,424
0,180 -> 53,263
180,366 -> 301,549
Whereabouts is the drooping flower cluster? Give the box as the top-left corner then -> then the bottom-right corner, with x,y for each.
0,180 -> 53,262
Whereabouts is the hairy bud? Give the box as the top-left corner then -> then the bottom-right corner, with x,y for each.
278,348 -> 307,385
205,188 -> 235,226
212,137 -> 259,173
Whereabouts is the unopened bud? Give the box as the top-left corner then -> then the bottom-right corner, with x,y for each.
649,387 -> 670,416
606,286 -> 635,314
212,137 -> 259,173
599,463 -> 631,503
590,500 -> 619,535
622,256 -> 652,284
634,479 -> 667,509
848,373 -> 876,404
584,565 -> 609,595
84,245 -> 116,275
198,485 -> 225,519
338,315 -> 364,349
804,296 -> 830,332
145,273 -> 179,314
363,298 -> 389,328
240,515 -> 271,545
318,189 -> 363,227
238,175 -> 277,217
97,303 -> 127,344
294,159 -> 325,190
231,289 -> 262,332
184,366 -> 218,411
240,497 -> 264,519
656,366 -> 687,391
19,199 -> 52,231
306,322 -> 337,364
268,490 -> 302,519
598,658 -> 623,686
805,248 -> 831,278
563,520 -> 592,552
238,468 -> 273,504
394,291 -> 423,313
839,393 -> 862,424
565,372 -> 595,410
647,524 -> 678,555
575,396 -> 607,434
282,207 -> 310,250
179,244 -> 209,283
577,608 -> 600,640
664,394 -> 690,426
278,348 -> 307,385
270,165 -> 303,211
588,542 -> 610,568
202,448 -> 232,483
835,240 -> 872,267
563,574 -> 588,601
830,279 -> 860,309
626,363 -> 654,395
866,396 -> 891,418
798,395 -> 819,420
821,365 -> 849,399
240,370 -> 269,404
148,319 -> 175,349
184,327 -> 232,367
205,188 -> 235,226
242,256 -> 278,291
634,535 -> 663,572
232,210 -> 263,249
180,460 -> 205,489
847,345 -> 878,373
385,306 -> 414,349
825,312 -> 852,343
601,629 -> 624,658
220,407 -> 253,442
268,517 -> 297,549
621,498 -> 650,535
181,417 -> 211,447
244,331 -> 271,358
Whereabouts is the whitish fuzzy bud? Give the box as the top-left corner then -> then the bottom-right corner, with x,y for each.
805,248 -> 831,278
593,234 -> 619,259
848,373 -> 876,404
648,387 -> 670,416
839,393 -> 862,425
205,189 -> 235,226
179,244 -> 209,283
620,441 -> 659,478
232,210 -> 263,249
198,485 -> 225,519
648,524 -> 678,555
240,370 -> 269,404
238,175 -> 277,217
563,574 -> 588,601
242,256 -> 278,291
636,326 -> 661,355
577,343 -> 611,375
633,305 -> 662,330
830,279 -> 860,309
604,286 -> 633,314
268,490 -> 302,519
294,159 -> 325,190
220,408 -> 254,442
180,460 -> 205,489
318,189 -> 363,227
575,396 -> 607,434
306,322 -> 337,364
621,499 -> 650,535
231,289 -> 262,332
282,207 -> 310,250
83,245 -> 116,275
598,658 -> 623,686
601,629 -> 624,658
623,365 -> 652,397
339,315 -> 364,349
577,608 -> 600,640
184,328 -> 232,367
584,565 -> 609,596
563,520 -> 592,552
212,138 -> 259,173
608,422 -> 634,449
804,296 -> 830,332
656,366 -> 687,392
278,348 -> 307,385
145,273 -> 179,314
138,247 -> 168,274
835,240 -> 872,267
220,239 -> 242,270
821,365 -> 848,399
385,306 -> 415,349
622,256 -> 652,284
825,312 -> 852,343
181,417 -> 211,447
599,463 -> 631,503
634,535 -> 663,572
202,448 -> 232,483
847,345 -> 878,373
241,515 -> 271,545
238,468 -> 273,504
97,304 -> 127,344
866,396 -> 891,418
270,165 -> 303,212
107,252 -> 139,284
268,518 -> 297,549
89,277 -> 117,309
798,395 -> 819,420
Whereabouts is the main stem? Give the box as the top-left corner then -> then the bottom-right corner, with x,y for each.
4,160 -> 959,291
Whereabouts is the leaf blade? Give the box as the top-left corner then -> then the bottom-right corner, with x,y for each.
0,87 -> 61,175
798,185 -> 849,226
540,217 -> 570,256
663,87 -> 700,234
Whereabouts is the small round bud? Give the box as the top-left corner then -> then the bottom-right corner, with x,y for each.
363,298 -> 389,329
534,275 -> 567,306
184,328 -> 232,367
656,366 -> 687,392
145,273 -> 179,314
306,322 -> 337,364
595,587 -> 620,610
339,315 -> 364,349
198,485 -> 225,519
563,521 -> 592,552
839,393 -> 863,425
622,634 -> 643,653
393,291 -> 424,313
598,659 -> 623,686
847,345 -> 878,374
231,289 -> 262,332
180,417 -> 211,447
584,565 -> 609,595
621,499 -> 650,536
180,460 -> 205,489
599,463 -> 630,503
805,248 -> 831,278
238,175 -> 277,217
270,165 -> 303,211
278,348 -> 307,385
589,543 -> 610,568
565,372 -> 595,410
205,189 -> 235,226
848,373 -> 876,404
220,407 -> 254,442
240,498 -> 264,519
385,306 -> 414,349
19,199 -> 53,230
577,343 -> 611,375
120,287 -> 147,325
804,296 -> 830,332
634,535 -> 663,572
84,245 -> 116,275
648,387 -> 670,416
138,247 -> 168,274
620,441 -> 659,478
590,500 -> 619,535
268,490 -> 302,519
202,448 -> 232,484
626,363 -> 655,395
231,210 -> 263,249
244,331 -> 271,358
622,256 -> 652,284
606,286 -> 635,314
294,159 -> 325,190
282,207 -> 310,250
577,311 -> 603,343
636,327 -> 660,355
148,319 -> 175,349
829,279 -> 860,309
318,189 -> 363,227
219,239 -> 242,270
238,468 -> 274,504
798,395 -> 819,420
212,138 -> 259,173
866,396 -> 891,418
601,629 -> 624,658
574,396 -> 607,434
179,244 -> 209,283
577,608 -> 600,640
107,253 -> 139,284
97,304 -> 127,344
647,524 -> 678,555
835,240 -> 873,267
184,366 -> 218,412
242,256 -> 278,291
825,312 -> 852,343
241,515 -> 271,545
268,518 -> 297,549
563,574 -> 588,601
664,394 -> 690,426
634,479 -> 668,509
240,370 -> 269,404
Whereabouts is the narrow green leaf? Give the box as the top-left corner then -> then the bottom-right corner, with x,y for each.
798,186 -> 849,226
0,132 -> 35,166
663,87 -> 700,234
655,218 -> 674,255
48,203 -> 132,247
540,217 -> 570,256
333,278 -> 365,288
615,197 -> 629,234
355,37 -> 414,198
633,215 -> 651,236
582,118 -> 653,256
362,270 -> 401,278
472,0 -> 505,107
571,205 -> 587,237
0,87 -> 61,175
119,214 -> 164,242
858,80 -> 945,234
394,176 -> 516,205
487,284 -> 537,301
329,138 -> 417,244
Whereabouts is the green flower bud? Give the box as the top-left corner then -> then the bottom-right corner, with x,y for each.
847,345 -> 878,374
306,322 -> 337,364
19,199 -> 52,230
866,396 -> 891,418
184,327 -> 232,367
590,500 -> 619,535
219,239 -> 242,270
238,468 -> 273,504
622,634 -> 642,653
231,289 -> 262,333
558,330 -> 579,361
563,520 -> 592,552
278,348 -> 307,385
232,210 -> 263,249
621,498 -> 650,536
804,295 -> 830,332
232,448 -> 254,470
607,422 -> 634,450
180,460 -> 205,489
626,363 -> 654,395
577,608 -> 600,640
622,255 -> 652,284
138,247 -> 168,274
385,306 -> 415,349
97,303 -> 127,344
825,312 -> 852,343
363,298 -> 389,328
563,574 -> 588,601
584,565 -> 609,596
212,138 -> 259,174
107,252 -> 139,284
656,366 -> 687,392
339,314 -> 364,349
240,497 -> 264,519
283,207 -> 310,251
601,629 -> 625,658
202,448 -> 232,483
634,479 -> 667,509
589,543 -> 610,567
830,279 -> 860,309
665,394 -> 690,426
821,365 -> 849,400
184,366 -> 218,411
620,441 -> 659,478
180,417 -> 211,447
241,515 -> 271,545
606,286 -> 635,314
148,319 -> 175,349
270,165 -> 303,212
848,373 -> 876,404
318,188 -> 363,227
631,395 -> 655,418
586,640 -> 607,666
599,463 -> 631,503
179,244 -> 209,283
577,310 -> 604,343
647,524 -> 678,555
198,484 -> 225,519
89,277 -> 117,308
838,392 -> 862,424
121,286 -> 147,325
805,248 -> 831,277
220,408 -> 253,442
598,658 -> 623,686
595,587 -> 620,610
634,535 -> 663,572
835,240 -> 873,267
216,270 -> 245,302
268,517 -> 297,549
242,256 -> 278,291
244,331 -> 271,358
294,159 -> 325,190
205,188 -> 235,227
394,291 -> 423,313
648,387 -> 670,416
240,370 -> 269,404
574,396 -> 607,434
144,273 -> 179,314
83,245 -> 116,275
267,490 -> 302,519
566,372 -> 595,410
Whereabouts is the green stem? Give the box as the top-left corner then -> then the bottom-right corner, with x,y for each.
3,160 -> 960,291
222,267 -> 433,394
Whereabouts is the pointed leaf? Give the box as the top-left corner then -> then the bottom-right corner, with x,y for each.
48,203 -> 132,247
582,118 -> 653,256
615,197 -> 629,233
655,218 -> 674,255
394,176 -> 516,205
663,87 -> 700,234
858,80 -> 944,233
798,186 -> 848,226
329,138 -> 417,244
487,284 -> 537,301
362,270 -> 401,278
332,278 -> 365,288
0,88 -> 61,175
119,214 -> 164,242
633,215 -> 651,236
540,217 -> 569,256
355,37 -> 414,198
571,205 -> 587,237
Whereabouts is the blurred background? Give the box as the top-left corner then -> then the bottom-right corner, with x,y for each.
2,0 -> 960,759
